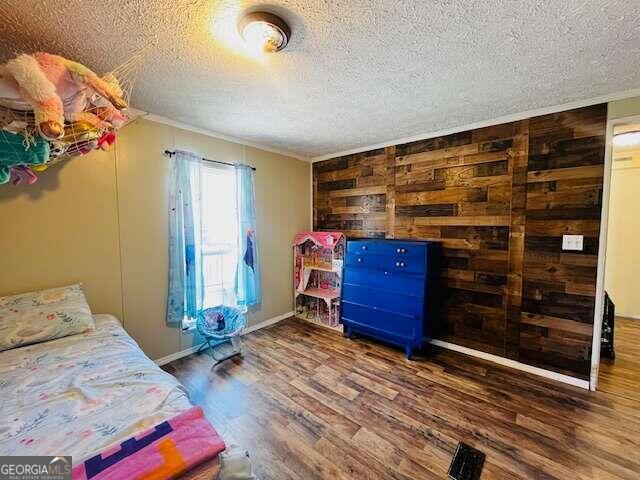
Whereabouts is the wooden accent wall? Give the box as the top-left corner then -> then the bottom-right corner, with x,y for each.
520,107 -> 606,377
313,104 -> 607,379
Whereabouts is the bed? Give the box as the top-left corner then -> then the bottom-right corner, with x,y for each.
0,314 -> 221,477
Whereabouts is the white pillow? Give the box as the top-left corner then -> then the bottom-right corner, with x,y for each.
0,284 -> 95,351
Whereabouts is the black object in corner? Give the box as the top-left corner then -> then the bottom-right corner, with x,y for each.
448,442 -> 485,480
601,291 -> 615,360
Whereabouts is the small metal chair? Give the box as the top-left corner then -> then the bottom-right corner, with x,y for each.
196,305 -> 246,364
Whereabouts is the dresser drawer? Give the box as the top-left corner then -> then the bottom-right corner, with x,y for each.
343,268 -> 424,297
345,252 -> 378,269
342,302 -> 418,341
342,284 -> 423,318
377,255 -> 426,274
347,240 -> 426,260
347,240 -> 376,254
376,241 -> 426,260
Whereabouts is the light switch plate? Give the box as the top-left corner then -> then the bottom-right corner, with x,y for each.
562,234 -> 584,251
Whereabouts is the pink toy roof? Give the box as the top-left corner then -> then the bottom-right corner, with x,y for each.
293,231 -> 344,249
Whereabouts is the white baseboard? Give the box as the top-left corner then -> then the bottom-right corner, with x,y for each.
156,313 -> 589,389
154,343 -> 204,367
154,311 -> 294,366
243,311 -> 294,334
617,312 -> 640,321
429,339 -> 590,390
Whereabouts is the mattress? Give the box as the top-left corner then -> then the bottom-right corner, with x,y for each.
0,314 -> 192,465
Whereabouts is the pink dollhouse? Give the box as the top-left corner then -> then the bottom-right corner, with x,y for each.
293,231 -> 345,330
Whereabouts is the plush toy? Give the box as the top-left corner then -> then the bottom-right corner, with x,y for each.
97,130 -> 116,150
0,52 -> 134,187
10,165 -> 38,185
0,75 -> 31,111
58,120 -> 101,143
30,149 -> 66,172
0,107 -> 29,133
93,105 -> 128,128
65,139 -> 98,157
0,130 -> 50,184
0,53 -> 127,140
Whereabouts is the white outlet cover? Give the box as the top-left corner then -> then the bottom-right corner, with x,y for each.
562,234 -> 584,251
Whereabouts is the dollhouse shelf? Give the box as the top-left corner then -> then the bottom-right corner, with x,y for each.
297,287 -> 340,302
303,265 -> 339,273
293,231 -> 346,331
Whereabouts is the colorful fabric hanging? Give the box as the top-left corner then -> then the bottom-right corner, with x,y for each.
166,151 -> 205,326
234,164 -> 261,306
0,131 -> 50,184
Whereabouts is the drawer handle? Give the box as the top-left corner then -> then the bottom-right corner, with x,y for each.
361,245 -> 367,250
396,248 -> 407,254
357,257 -> 363,263
395,261 -> 405,267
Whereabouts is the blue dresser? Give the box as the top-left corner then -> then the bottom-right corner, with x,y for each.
341,239 -> 437,359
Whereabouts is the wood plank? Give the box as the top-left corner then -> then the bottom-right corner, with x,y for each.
384,146 -> 396,238
506,120 -> 529,359
396,143 -> 480,166
526,219 -> 600,237
527,165 -> 604,183
520,312 -> 593,336
414,215 -> 511,226
328,185 -> 387,198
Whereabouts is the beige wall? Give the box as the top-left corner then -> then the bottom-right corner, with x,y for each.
603,96 -> 640,319
0,118 -> 311,360
608,96 -> 640,120
0,148 -> 123,317
605,142 -> 640,319
604,97 -> 640,319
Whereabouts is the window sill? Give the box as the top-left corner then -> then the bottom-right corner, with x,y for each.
182,321 -> 196,332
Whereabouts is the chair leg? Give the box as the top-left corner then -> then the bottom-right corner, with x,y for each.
206,340 -> 215,359
197,339 -> 215,357
210,337 -> 242,364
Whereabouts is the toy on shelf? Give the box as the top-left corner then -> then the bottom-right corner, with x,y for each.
293,231 -> 345,330
0,51 -> 141,185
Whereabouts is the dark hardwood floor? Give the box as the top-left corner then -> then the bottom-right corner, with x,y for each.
163,317 -> 640,480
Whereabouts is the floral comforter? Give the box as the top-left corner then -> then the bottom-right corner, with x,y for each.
0,315 -> 192,465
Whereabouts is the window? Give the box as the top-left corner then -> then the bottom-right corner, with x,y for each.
167,151 -> 260,331
200,163 -> 238,308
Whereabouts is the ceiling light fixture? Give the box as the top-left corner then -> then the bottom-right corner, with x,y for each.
238,11 -> 291,53
613,130 -> 640,148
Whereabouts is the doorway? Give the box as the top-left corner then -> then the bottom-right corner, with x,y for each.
592,118 -> 640,397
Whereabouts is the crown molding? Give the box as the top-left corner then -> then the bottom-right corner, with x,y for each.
129,109 -> 310,162
310,87 -> 640,162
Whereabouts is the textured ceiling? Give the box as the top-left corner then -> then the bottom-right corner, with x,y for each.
1,1 -> 639,159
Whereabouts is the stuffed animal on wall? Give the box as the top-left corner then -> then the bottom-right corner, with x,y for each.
0,130 -> 50,184
10,165 -> 38,185
0,51 -> 134,186
97,130 -> 116,150
0,53 -> 127,140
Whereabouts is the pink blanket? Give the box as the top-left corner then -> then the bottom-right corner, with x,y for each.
72,407 -> 225,480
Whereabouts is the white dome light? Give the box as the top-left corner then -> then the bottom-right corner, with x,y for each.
238,12 -> 291,53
